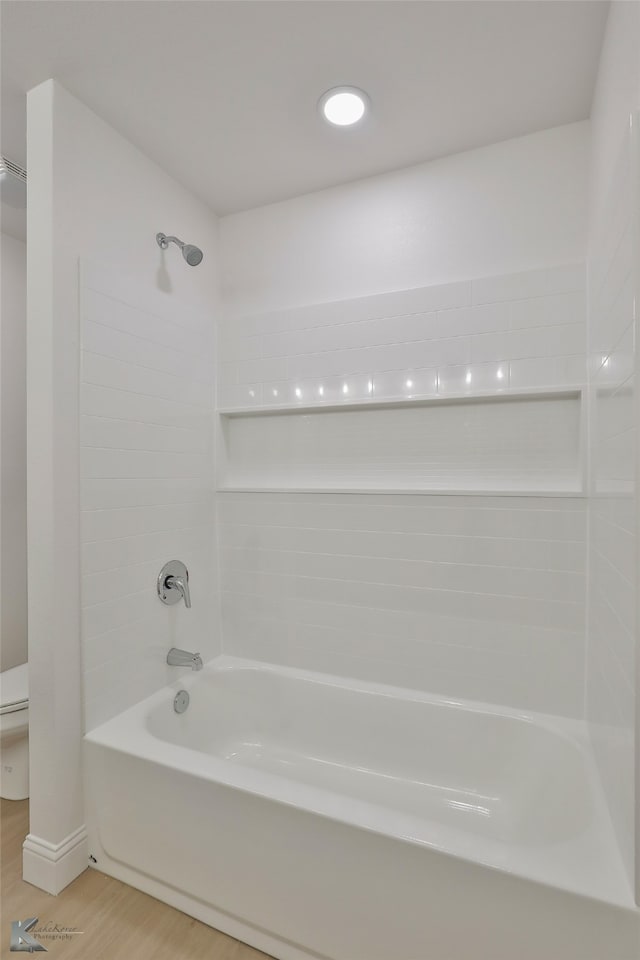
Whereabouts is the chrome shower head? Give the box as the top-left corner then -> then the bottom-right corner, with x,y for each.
156,232 -> 204,267
182,244 -> 203,267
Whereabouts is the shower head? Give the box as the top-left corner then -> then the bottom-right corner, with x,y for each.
156,232 -> 204,267
182,243 -> 204,267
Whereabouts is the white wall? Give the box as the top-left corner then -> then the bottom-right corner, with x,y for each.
220,121 -> 588,314
0,232 -> 27,671
586,0 -> 640,900
26,80 -> 219,892
218,115 -> 589,719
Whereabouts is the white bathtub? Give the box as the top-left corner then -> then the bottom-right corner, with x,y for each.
84,656 -> 639,960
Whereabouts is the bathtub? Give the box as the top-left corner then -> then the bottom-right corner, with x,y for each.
84,656 -> 639,960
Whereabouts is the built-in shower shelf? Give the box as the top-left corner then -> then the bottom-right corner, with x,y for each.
218,385 -> 582,418
217,387 -> 585,496
217,486 -> 585,497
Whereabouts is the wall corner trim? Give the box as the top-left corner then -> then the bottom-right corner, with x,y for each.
22,825 -> 88,894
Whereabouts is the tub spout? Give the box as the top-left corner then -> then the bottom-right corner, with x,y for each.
167,647 -> 203,670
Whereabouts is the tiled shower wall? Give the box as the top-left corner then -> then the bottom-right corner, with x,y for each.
219,493 -> 585,715
219,263 -> 585,408
586,111 -> 638,890
217,263 -> 588,716
80,262 -> 219,730
584,0 -> 640,896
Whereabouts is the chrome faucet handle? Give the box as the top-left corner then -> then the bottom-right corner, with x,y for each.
165,574 -> 191,608
157,561 -> 191,608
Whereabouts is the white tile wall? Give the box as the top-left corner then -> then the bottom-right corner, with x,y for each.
218,263 -> 586,409
216,262 -> 587,717
586,117 -> 637,888
218,492 -> 586,716
80,262 -> 219,730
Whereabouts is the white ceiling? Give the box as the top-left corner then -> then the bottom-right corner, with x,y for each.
2,1 -> 608,218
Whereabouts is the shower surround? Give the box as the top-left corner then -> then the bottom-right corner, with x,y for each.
84,259 -> 638,958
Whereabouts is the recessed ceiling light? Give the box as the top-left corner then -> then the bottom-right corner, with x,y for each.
319,86 -> 369,127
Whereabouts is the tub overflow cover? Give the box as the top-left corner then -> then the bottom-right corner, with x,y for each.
174,690 -> 190,714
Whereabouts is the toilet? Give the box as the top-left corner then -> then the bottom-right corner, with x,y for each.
0,663 -> 29,800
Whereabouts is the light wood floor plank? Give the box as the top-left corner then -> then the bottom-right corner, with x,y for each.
1,799 -> 272,960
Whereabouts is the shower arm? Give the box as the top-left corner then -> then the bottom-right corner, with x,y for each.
156,233 -> 184,251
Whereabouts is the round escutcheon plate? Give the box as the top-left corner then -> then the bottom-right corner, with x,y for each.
174,690 -> 190,714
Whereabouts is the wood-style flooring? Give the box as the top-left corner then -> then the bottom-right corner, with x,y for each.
1,798 -> 272,960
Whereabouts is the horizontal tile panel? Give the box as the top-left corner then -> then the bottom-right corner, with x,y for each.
221,602 -> 583,716
81,478 -> 211,510
220,586 -> 577,650
81,415 -> 211,455
82,501 -> 213,542
218,521 -> 585,572
220,547 -> 584,602
82,351 -> 212,408
83,287 -> 214,356
218,497 -> 587,540
83,318 -> 213,384
221,567 -> 583,631
82,525 -> 212,575
81,383 -> 213,430
81,446 -> 211,480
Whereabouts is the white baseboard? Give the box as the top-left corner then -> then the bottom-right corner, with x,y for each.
23,825 -> 88,894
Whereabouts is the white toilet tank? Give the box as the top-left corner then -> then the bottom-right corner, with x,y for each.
0,662 -> 29,800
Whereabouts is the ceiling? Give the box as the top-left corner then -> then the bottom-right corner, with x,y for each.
1,1 -> 608,219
